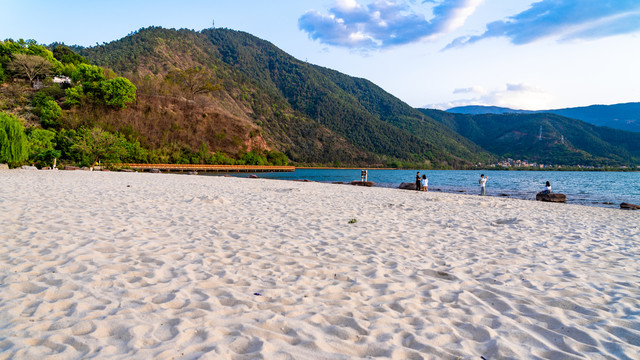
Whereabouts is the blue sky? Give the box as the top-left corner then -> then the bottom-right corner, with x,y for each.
2,0 -> 640,110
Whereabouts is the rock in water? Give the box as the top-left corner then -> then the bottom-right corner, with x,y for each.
536,193 -> 566,202
399,182 -> 417,190
620,202 -> 640,210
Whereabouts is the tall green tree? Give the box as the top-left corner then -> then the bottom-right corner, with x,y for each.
100,77 -> 137,108
27,128 -> 59,167
27,128 -> 56,157
0,112 -> 28,164
71,63 -> 105,83
71,63 -> 105,96
72,127 -> 128,165
33,93 -> 63,127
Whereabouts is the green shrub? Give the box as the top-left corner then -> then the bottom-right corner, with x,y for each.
27,128 -> 56,160
100,77 -> 137,108
34,149 -> 61,168
266,150 -> 289,166
241,150 -> 266,165
39,99 -> 62,128
64,86 -> 83,107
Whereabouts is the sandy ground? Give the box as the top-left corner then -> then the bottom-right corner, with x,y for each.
1,170 -> 639,360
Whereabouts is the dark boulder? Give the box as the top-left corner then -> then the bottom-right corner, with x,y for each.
620,202 -> 640,210
399,182 -> 417,190
351,181 -> 374,187
536,192 -> 566,202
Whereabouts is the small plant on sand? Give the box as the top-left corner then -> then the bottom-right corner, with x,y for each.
348,218 -> 357,224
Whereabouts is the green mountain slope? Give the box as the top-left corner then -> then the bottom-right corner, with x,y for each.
77,27 -> 491,167
420,109 -> 640,166
447,103 -> 640,133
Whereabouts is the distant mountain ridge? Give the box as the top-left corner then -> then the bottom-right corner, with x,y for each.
421,108 -> 640,166
446,103 -> 640,133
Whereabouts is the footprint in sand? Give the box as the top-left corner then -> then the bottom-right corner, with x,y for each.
71,321 -> 96,336
152,293 -> 176,304
11,282 -> 46,294
43,289 -> 74,301
62,264 -> 88,274
153,319 -> 180,341
228,336 -> 264,355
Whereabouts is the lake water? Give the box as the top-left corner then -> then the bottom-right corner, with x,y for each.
226,169 -> 640,208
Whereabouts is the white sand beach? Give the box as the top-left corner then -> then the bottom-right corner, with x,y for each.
1,169 -> 639,360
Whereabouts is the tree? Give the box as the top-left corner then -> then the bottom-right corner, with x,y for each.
26,119 -> 60,168
166,67 -> 218,101
8,53 -> 53,86
33,93 -> 62,127
72,127 -> 128,165
52,45 -> 87,65
71,63 -> 105,84
0,112 -> 28,164
1,39 -> 60,77
100,77 -> 137,108
64,86 -> 83,107
39,99 -> 62,127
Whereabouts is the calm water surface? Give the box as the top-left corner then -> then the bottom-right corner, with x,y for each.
227,169 -> 640,208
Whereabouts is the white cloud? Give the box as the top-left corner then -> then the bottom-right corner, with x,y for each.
446,0 -> 640,49
453,85 -> 487,95
336,0 -> 360,10
426,83 -> 552,110
299,0 -> 483,49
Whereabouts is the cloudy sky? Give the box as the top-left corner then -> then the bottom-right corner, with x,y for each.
2,0 -> 640,110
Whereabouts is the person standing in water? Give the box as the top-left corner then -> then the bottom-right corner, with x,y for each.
416,171 -> 422,191
421,174 -> 428,192
479,174 -> 488,196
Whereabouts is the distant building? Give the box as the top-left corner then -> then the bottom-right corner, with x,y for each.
53,76 -> 71,86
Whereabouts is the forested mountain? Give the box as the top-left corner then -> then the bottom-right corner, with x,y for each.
420,109 -> 640,166
3,27 -> 636,169
74,27 -> 491,168
447,103 -> 640,133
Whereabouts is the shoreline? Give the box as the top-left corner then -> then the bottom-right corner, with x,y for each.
222,174 -> 636,210
1,170 -> 639,359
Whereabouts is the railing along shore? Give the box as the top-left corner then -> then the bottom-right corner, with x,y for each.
116,164 -> 295,173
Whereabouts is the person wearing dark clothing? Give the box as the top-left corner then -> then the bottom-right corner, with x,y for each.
416,172 -> 422,191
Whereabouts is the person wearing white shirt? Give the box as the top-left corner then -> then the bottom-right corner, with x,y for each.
479,174 -> 487,196
541,181 -> 551,195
